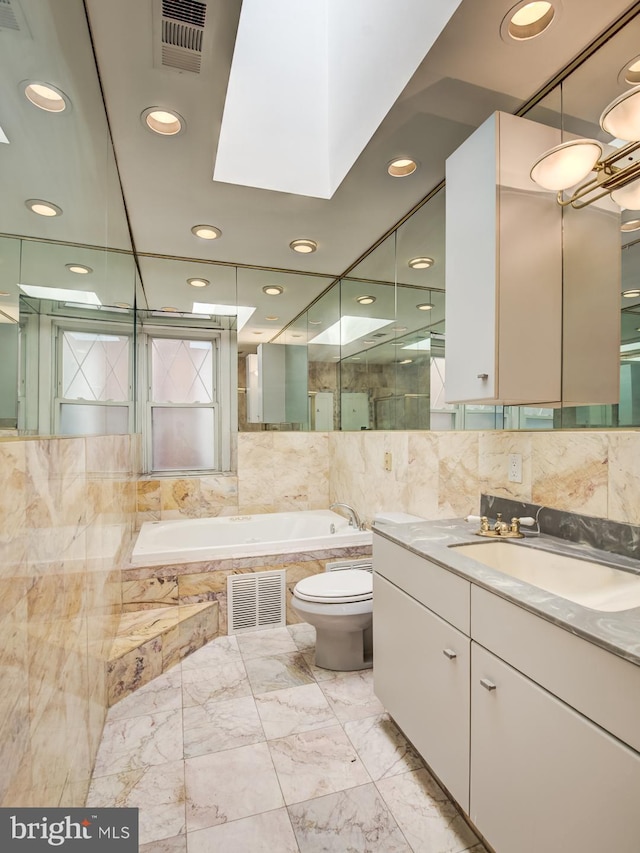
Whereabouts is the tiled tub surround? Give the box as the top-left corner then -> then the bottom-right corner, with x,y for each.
139,430 -> 640,533
0,434 -> 137,808
87,623 -> 490,852
121,545 -> 373,634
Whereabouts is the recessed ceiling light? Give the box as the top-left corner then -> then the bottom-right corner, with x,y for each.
417,302 -> 434,311
351,357 -> 361,361
308,319 -> 322,325
621,219 -> 640,232
253,331 -> 263,335
398,359 -> 413,364
142,107 -> 185,136
113,302 -> 131,309
65,264 -> 92,275
502,2 -> 556,41
187,278 -> 210,288
356,295 -> 376,305
408,257 -> 434,269
23,81 -> 69,113
363,339 -> 376,344
191,224 -> 221,240
392,326 -> 408,332
623,289 -> 640,298
387,158 -> 417,177
290,239 -> 317,254
390,341 -> 405,346
292,333 -> 303,338
0,290 -> 11,296
621,55 -> 640,86
25,199 -> 62,217
265,315 -> 279,321
161,306 -> 180,312
263,285 -> 284,295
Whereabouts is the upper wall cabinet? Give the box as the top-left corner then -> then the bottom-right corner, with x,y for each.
445,111 -> 620,406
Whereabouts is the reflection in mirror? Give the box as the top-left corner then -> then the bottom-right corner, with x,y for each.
0,0 -> 135,437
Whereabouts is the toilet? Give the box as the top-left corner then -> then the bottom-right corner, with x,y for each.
292,511 -> 426,672
291,569 -> 373,671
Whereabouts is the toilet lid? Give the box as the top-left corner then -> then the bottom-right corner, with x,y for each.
294,569 -> 373,603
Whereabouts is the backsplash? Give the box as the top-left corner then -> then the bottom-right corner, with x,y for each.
481,494 -> 640,562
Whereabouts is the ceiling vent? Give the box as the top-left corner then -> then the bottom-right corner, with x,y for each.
153,0 -> 207,74
0,0 -> 31,38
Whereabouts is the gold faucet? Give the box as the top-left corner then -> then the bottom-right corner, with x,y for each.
474,513 -> 524,539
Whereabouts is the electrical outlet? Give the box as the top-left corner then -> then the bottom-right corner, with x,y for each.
384,451 -> 392,472
508,453 -> 522,483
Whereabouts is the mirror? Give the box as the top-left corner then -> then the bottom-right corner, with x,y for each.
0,0 -> 135,435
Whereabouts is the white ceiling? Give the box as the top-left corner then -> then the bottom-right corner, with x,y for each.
1,0 -> 639,348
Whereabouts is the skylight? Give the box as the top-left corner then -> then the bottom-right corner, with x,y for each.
308,316 -> 393,346
192,303 -> 256,331
18,284 -> 101,305
213,0 -> 463,198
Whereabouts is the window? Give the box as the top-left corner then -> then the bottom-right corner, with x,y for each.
146,334 -> 220,472
55,326 -> 133,435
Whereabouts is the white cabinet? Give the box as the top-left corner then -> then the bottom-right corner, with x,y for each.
445,111 -> 620,406
246,343 -> 307,424
373,533 -> 640,853
374,574 -> 470,810
470,642 -> 640,853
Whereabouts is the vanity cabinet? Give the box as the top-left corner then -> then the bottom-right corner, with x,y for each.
471,642 -> 640,853
374,574 -> 470,810
373,531 -> 640,853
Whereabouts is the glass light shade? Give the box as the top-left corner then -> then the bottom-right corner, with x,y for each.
600,85 -> 640,141
611,177 -> 640,209
530,139 -> 602,191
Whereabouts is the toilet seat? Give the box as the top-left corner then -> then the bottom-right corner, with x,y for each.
294,569 -> 373,604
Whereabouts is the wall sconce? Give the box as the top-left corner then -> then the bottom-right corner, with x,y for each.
530,85 -> 640,209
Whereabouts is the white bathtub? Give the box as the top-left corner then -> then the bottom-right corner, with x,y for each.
131,509 -> 372,566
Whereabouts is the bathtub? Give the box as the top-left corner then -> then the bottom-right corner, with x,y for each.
131,509 -> 372,566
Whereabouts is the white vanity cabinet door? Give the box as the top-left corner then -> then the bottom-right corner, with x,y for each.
470,642 -> 640,853
373,574 -> 470,810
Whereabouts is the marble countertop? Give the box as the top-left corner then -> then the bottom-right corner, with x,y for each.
373,518 -> 640,667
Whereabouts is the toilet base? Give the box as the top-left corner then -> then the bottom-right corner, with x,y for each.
314,624 -> 373,672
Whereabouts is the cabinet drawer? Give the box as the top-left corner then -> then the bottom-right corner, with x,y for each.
471,643 -> 640,853
374,534 -> 470,633
471,585 -> 640,752
374,574 -> 470,810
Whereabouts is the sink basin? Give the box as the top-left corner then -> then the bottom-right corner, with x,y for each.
451,541 -> 640,612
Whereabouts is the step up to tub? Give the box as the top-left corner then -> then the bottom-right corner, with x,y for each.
107,602 -> 219,706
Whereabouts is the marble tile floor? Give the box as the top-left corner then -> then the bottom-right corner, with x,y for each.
88,623 -> 489,853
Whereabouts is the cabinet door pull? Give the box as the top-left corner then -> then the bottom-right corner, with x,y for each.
480,678 -> 497,692
442,648 -> 457,660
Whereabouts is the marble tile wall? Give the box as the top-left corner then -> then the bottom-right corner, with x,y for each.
328,429 -> 640,527
136,433 -> 330,525
137,429 -> 640,530
0,434 -> 137,809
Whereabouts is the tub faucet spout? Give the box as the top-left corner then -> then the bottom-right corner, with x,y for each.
330,502 -> 363,530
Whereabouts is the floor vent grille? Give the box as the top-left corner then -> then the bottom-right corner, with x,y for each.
227,571 -> 286,635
